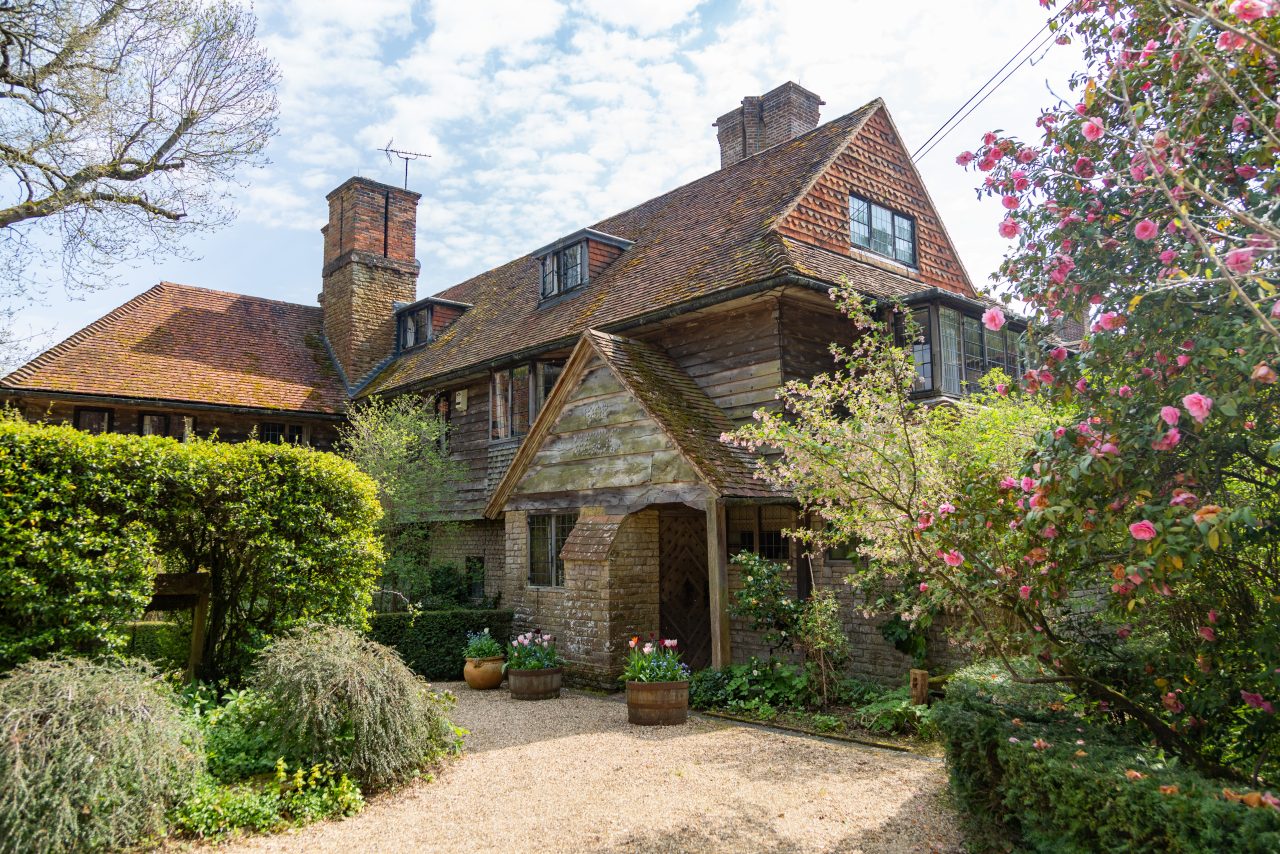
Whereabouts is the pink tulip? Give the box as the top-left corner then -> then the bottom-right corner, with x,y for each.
1129,520 -> 1158,541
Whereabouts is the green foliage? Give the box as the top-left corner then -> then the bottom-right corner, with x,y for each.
795,589 -> 849,707
846,686 -> 936,738
125,620 -> 188,670
168,760 -> 363,840
369,609 -> 514,679
728,551 -> 800,653
0,419 -> 384,682
199,688 -> 279,783
687,659 -> 812,713
506,629 -> 564,671
338,396 -> 461,603
0,657 -> 204,854
250,625 -> 460,791
619,636 -> 691,683
0,421 -> 165,669
463,628 -> 503,659
935,661 -> 1280,853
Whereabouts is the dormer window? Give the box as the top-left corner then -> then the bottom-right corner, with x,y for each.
540,241 -> 585,299
401,306 -> 430,349
396,296 -> 472,352
850,195 -> 916,266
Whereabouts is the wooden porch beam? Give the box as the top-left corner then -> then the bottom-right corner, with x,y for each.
705,497 -> 731,668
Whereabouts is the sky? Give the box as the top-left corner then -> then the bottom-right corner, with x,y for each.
10,0 -> 1080,358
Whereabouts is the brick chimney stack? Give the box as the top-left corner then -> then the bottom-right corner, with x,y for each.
713,81 -> 824,168
320,177 -> 420,388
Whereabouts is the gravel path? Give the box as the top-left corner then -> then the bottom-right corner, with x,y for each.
222,683 -> 964,854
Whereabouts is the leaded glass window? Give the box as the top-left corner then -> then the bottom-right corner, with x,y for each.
529,512 -> 576,587
850,195 -> 916,266
540,240 -> 588,299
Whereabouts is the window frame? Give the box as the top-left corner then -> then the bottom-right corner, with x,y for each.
399,304 -> 434,351
138,411 -> 169,437
903,303 -> 1024,398
74,407 -> 112,434
528,512 -> 577,588
259,422 -> 285,443
849,195 -> 917,267
490,360 -> 563,443
539,240 -> 589,300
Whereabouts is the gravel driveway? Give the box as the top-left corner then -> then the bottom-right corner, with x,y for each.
222,683 -> 963,854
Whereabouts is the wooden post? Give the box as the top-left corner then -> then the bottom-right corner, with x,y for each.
186,589 -> 209,683
705,497 -> 731,668
910,668 -> 930,706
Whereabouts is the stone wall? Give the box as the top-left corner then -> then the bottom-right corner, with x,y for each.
427,518 -> 506,603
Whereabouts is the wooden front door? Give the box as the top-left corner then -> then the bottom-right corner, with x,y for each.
659,509 -> 711,671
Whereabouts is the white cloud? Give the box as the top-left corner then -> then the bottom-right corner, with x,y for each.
28,0 -> 1083,343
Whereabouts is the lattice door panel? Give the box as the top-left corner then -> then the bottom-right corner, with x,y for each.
659,511 -> 711,671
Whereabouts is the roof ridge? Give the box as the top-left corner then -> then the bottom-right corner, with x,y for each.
2,284 -> 169,387
156,280 -> 321,312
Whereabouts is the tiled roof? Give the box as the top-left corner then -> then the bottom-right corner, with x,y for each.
1,282 -> 346,414
586,331 -> 777,499
366,100 -> 919,395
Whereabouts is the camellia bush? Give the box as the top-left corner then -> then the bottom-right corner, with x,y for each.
939,0 -> 1280,782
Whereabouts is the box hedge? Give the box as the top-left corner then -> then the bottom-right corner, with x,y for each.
124,621 -> 188,670
369,610 -> 514,680
934,661 -> 1280,853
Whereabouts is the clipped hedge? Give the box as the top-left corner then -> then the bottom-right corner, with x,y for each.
934,661 -> 1280,853
125,621 -> 188,670
0,419 -> 383,680
369,610 -> 514,680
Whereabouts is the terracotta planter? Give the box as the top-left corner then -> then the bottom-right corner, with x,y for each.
508,666 -> 563,700
626,680 -> 689,726
463,656 -> 504,690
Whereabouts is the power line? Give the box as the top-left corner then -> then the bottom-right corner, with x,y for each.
912,19 -> 1059,163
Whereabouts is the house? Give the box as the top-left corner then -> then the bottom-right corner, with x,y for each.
2,82 -> 1023,685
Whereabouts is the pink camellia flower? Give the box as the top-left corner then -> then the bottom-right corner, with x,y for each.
1098,311 -> 1126,331
1049,347 -> 1068,362
1176,354 -> 1191,368
956,151 -> 975,166
1163,692 -> 1185,714
1081,117 -> 1105,141
1117,385 -> 1133,398
1242,691 -> 1277,714
938,502 -> 956,516
1170,489 -> 1198,507
1209,609 -> 1219,624
1224,246 -> 1256,275
1074,156 -> 1095,178
996,383 -> 1008,395
1002,195 -> 1019,210
1233,114 -> 1251,133
1199,626 -> 1216,642
1117,626 -> 1132,639
1075,378 -> 1089,394
1041,525 -> 1058,539
1236,165 -> 1260,180
1021,476 -> 1036,492
1134,219 -> 1159,240
1217,30 -> 1248,50
1019,585 -> 1032,599
1231,0 -> 1270,21
1273,300 -> 1280,318
983,131 -> 998,145
982,306 -> 1007,331
1000,477 -> 1017,489
1182,392 -> 1213,423
1054,426 -> 1067,438
1129,520 -> 1158,541
918,582 -> 929,592
1160,405 -> 1181,426
1152,428 -> 1182,451
943,550 -> 964,567
998,218 -> 1020,239
1252,363 -> 1278,384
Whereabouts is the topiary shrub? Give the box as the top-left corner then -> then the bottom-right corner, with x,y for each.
369,609 -> 514,679
934,660 -> 1280,852
251,625 -> 459,790
0,657 -> 204,853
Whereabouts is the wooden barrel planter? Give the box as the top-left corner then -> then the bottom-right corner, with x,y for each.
463,656 -> 505,690
508,666 -> 563,700
626,680 -> 689,725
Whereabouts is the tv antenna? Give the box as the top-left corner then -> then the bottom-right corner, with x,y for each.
379,139 -> 431,189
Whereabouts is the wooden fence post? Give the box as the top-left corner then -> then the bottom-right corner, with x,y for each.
910,668 -> 930,706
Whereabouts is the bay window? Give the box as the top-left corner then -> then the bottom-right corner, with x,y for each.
901,304 -> 1024,397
